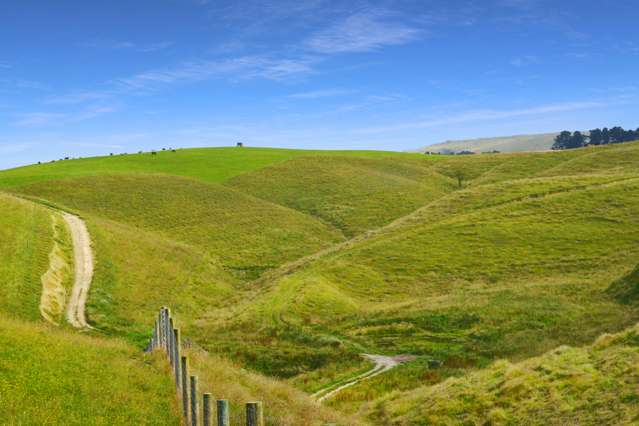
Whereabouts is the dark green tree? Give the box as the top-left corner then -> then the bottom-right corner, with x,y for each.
552,131 -> 573,150
601,127 -> 611,145
568,131 -> 586,149
610,126 -> 625,143
589,128 -> 603,145
624,128 -> 638,142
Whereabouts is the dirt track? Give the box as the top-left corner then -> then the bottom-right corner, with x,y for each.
63,213 -> 94,329
313,354 -> 415,402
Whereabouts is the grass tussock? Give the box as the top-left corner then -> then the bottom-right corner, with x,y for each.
366,322 -> 639,425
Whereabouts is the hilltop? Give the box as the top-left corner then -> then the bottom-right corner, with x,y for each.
415,132 -> 558,153
2,143 -> 639,424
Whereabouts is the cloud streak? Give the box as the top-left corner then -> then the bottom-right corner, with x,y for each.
305,9 -> 421,54
80,40 -> 174,53
46,54 -> 318,105
357,101 -> 606,134
13,106 -> 115,127
287,88 -> 352,99
115,55 -> 317,92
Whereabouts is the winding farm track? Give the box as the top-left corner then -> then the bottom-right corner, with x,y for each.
312,354 -> 415,402
62,213 -> 94,329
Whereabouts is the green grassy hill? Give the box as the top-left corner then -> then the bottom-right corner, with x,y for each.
0,197 -> 180,424
226,156 -> 454,236
15,174 -> 343,280
0,170 -> 368,425
2,143 -> 639,424
0,146 -> 412,189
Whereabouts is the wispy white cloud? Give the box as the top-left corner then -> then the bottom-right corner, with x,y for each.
0,78 -> 47,91
305,9 -> 421,54
44,91 -> 111,105
211,0 -> 332,29
116,56 -> 317,92
13,106 -> 115,127
287,88 -> 352,99
499,0 -> 542,10
0,61 -> 12,69
45,54 -> 318,107
510,54 -> 539,67
80,40 -> 174,53
356,101 -> 606,134
614,41 -> 639,55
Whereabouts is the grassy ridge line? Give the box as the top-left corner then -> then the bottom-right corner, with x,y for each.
368,322 -> 639,425
244,172 -> 637,296
536,141 -> 639,177
0,316 -> 181,425
0,147 -> 425,189
253,146 -> 639,294
226,156 -> 455,237
13,174 -> 346,281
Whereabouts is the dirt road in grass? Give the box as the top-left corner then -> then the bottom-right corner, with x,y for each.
312,354 -> 415,402
62,213 -> 94,329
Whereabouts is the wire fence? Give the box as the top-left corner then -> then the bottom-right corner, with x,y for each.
146,307 -> 264,426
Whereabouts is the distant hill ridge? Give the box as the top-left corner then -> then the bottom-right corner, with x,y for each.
416,132 -> 558,153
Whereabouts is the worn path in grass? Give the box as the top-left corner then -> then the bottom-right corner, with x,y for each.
313,354 -> 415,402
63,212 -> 94,328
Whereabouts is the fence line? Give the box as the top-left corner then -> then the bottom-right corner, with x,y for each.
146,307 -> 264,426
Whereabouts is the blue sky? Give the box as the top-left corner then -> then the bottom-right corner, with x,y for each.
1,0 -> 638,169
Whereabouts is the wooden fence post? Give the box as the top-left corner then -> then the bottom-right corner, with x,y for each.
190,376 -> 198,426
159,308 -> 165,349
216,400 -> 230,426
203,393 -> 212,426
181,356 -> 189,421
150,318 -> 157,349
166,308 -> 172,359
173,328 -> 181,387
154,315 -> 160,349
168,317 -> 175,366
246,402 -> 263,426
163,307 -> 169,350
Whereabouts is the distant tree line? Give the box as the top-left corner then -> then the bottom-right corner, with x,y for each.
552,126 -> 639,150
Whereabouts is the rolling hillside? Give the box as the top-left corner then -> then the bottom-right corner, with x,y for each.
0,147 -> 413,189
0,196 -> 180,425
226,156 -> 454,236
2,143 -> 639,424
417,132 -> 558,153
0,179 -> 366,425
367,321 -> 639,425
